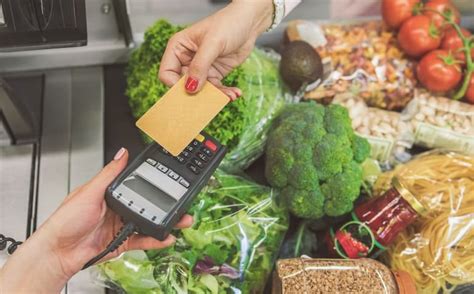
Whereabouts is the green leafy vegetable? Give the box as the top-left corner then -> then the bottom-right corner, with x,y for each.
265,102 -> 371,219
99,170 -> 289,293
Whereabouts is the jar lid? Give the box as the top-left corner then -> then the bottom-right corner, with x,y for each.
392,177 -> 427,216
392,270 -> 417,294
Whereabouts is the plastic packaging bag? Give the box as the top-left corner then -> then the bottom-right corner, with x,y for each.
288,20 -> 417,111
220,49 -> 295,173
332,93 -> 412,162
402,90 -> 474,155
273,257 -> 410,294
373,151 -> 474,293
97,170 -> 289,294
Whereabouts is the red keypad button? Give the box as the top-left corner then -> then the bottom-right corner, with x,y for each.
204,140 -> 217,152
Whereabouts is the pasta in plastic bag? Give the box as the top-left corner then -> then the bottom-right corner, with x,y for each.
373,151 -> 474,293
96,170 -> 289,294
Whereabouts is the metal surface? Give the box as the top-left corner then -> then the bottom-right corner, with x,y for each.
0,67 -> 104,293
34,67 -> 105,293
0,0 -> 126,74
0,0 -> 87,52
0,79 -> 37,145
0,74 -> 44,253
0,144 -> 33,266
113,0 -> 135,48
0,2 -> 5,26
67,67 -> 105,294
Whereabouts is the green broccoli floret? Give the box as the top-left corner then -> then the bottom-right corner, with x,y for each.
282,186 -> 325,219
265,102 -> 370,219
321,161 -> 363,216
324,104 -> 353,137
313,134 -> 352,180
351,134 -> 371,163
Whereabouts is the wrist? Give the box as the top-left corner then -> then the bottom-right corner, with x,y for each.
1,227 -> 71,293
231,0 -> 274,35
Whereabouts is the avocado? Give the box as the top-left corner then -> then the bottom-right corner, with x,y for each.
280,41 -> 323,92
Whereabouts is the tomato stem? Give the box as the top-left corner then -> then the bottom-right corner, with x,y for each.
412,2 -> 424,15
447,17 -> 473,99
422,7 -> 473,100
454,70 -> 473,100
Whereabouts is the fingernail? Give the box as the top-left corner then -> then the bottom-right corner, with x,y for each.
114,147 -> 126,161
185,77 -> 199,92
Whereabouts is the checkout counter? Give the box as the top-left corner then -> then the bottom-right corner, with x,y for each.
0,1 -> 473,293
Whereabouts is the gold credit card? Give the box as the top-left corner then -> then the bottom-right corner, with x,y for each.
136,76 -> 229,156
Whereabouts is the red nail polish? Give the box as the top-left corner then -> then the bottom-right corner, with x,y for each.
185,77 -> 199,92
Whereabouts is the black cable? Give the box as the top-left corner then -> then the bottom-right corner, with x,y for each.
0,234 -> 23,255
82,222 -> 136,270
1,223 -> 135,269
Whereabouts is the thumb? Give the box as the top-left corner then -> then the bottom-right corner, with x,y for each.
185,38 -> 222,93
86,148 -> 129,194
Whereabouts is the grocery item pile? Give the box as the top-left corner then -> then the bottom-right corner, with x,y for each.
98,1 -> 474,292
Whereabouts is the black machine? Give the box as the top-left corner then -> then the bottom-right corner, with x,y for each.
81,132 -> 226,268
106,132 -> 226,241
0,0 -> 87,51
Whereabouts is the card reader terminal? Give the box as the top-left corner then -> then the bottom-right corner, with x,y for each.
105,132 -> 226,241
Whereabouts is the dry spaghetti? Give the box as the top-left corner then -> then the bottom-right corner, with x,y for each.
374,151 -> 474,294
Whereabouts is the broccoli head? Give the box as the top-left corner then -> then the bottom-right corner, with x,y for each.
265,102 -> 370,219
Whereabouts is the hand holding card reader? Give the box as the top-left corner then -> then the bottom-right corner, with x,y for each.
82,132 -> 226,269
106,132 -> 225,239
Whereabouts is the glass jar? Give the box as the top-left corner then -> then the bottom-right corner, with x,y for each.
273,257 -> 417,294
325,177 -> 426,258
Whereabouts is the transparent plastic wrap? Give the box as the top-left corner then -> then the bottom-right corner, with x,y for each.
332,93 -> 412,162
97,170 -> 289,294
220,49 -> 295,173
287,20 -> 417,111
402,90 -> 474,155
373,151 -> 474,293
273,257 -> 416,294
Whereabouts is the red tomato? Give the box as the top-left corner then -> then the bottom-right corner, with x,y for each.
423,0 -> 461,29
382,0 -> 420,29
416,50 -> 462,92
441,28 -> 474,64
465,75 -> 474,104
442,28 -> 471,49
398,15 -> 441,57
